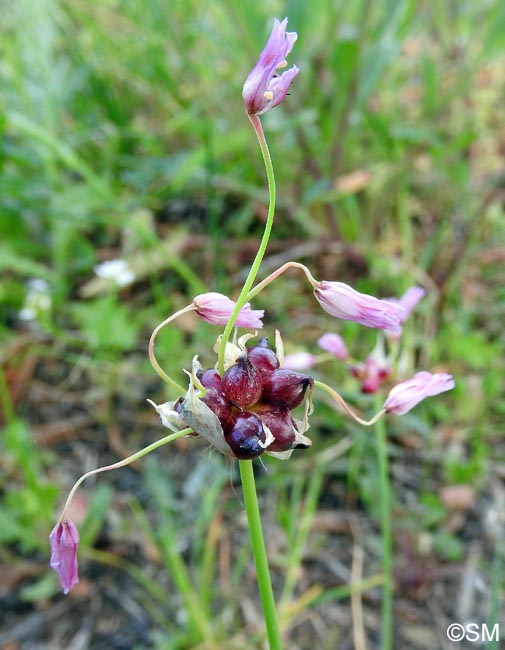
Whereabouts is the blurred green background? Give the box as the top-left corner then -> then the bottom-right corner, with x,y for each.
1,0 -> 504,648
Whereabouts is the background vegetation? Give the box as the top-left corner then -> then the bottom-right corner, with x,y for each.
1,0 -> 504,648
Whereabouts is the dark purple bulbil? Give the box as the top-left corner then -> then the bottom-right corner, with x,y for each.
201,387 -> 232,424
261,369 -> 314,409
191,339 -> 313,459
252,404 -> 296,452
247,338 -> 280,374
200,368 -> 223,391
224,412 -> 266,460
222,354 -> 263,408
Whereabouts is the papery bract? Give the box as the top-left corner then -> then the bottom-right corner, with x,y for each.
193,292 -> 264,328
49,519 -> 80,594
317,333 -> 348,360
242,18 -> 299,116
384,371 -> 455,415
314,281 -> 404,333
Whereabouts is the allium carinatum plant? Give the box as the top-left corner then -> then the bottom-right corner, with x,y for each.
49,18 -> 454,650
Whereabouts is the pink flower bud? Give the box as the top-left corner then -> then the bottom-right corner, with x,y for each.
385,286 -> 426,340
317,333 -> 348,360
49,519 -> 80,594
314,281 -> 405,333
384,371 -> 455,415
193,292 -> 264,328
397,286 -> 426,321
242,18 -> 299,116
282,352 -> 316,370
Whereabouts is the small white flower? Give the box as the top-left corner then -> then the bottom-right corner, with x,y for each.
94,259 -> 135,287
19,278 -> 51,322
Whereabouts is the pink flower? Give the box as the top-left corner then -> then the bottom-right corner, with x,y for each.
384,371 -> 455,415
351,356 -> 392,394
314,281 -> 405,333
317,333 -> 348,360
242,18 -> 299,116
193,292 -> 264,328
386,286 -> 426,340
49,519 -> 80,594
282,352 -> 316,370
397,286 -> 426,322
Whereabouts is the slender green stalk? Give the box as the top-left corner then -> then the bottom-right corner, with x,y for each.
59,427 -> 192,521
218,113 -> 281,647
374,393 -> 393,650
239,459 -> 282,650
217,114 -> 275,375
246,260 -> 318,302
314,379 -> 385,426
148,305 -> 194,394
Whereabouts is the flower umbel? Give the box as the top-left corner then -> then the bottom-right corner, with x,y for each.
314,281 -> 405,333
49,519 -> 80,594
193,292 -> 264,328
242,18 -> 299,116
384,371 -> 455,415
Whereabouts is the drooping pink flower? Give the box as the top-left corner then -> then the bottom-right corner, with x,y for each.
385,286 -> 426,340
242,18 -> 299,116
397,286 -> 426,322
49,519 -> 80,594
314,281 -> 405,333
193,292 -> 264,328
317,333 -> 348,360
384,371 -> 455,415
282,352 -> 316,370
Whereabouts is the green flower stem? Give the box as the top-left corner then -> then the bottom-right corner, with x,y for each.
148,305 -> 194,394
59,428 -> 192,522
218,114 -> 275,376
246,260 -> 318,302
314,380 -> 385,426
374,392 -> 393,650
239,459 -> 282,650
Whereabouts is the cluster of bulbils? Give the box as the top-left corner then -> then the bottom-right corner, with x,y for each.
157,336 -> 314,461
194,338 -> 312,459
